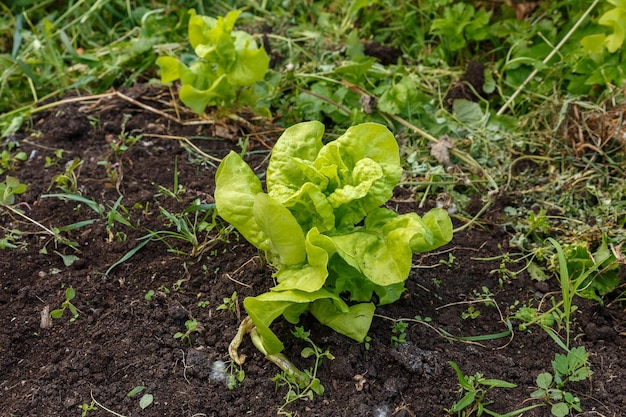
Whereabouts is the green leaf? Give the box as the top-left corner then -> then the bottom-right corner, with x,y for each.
309,378 -> 325,396
273,227 -> 334,293
56,252 -> 79,267
50,309 -> 64,319
244,289 -> 348,355
215,152 -> 266,249
331,208 -> 450,287
314,123 -> 402,227
155,56 -> 185,84
377,77 -> 417,115
300,347 -> 316,358
581,34 -> 607,54
309,299 -> 375,342
453,391 -> 477,412
448,361 -> 472,391
536,372 -> 553,389
479,378 -> 517,388
266,121 -> 326,203
139,393 -> 153,409
228,31 -> 270,86
127,386 -> 145,397
253,193 -> 306,266
598,7 -> 626,53
550,402 -> 569,417
453,99 -> 485,123
412,208 -> 453,252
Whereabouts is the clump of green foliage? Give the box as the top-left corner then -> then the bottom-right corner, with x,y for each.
215,121 -> 452,372
531,347 -> 592,417
0,175 -> 27,205
447,361 -> 542,416
157,9 -> 270,114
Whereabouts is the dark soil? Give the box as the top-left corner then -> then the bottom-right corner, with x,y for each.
1,86 -> 625,417
444,61 -> 489,110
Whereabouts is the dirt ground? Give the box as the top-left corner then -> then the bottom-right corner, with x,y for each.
1,86 -> 625,417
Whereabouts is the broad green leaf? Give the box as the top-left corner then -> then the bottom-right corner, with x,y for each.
188,9 -> 239,50
377,77 -> 417,115
281,182 -> 335,233
599,7 -> 626,53
326,158 -> 383,208
267,121 -> 326,202
50,309 -> 64,319
179,74 -> 230,114
244,289 -> 347,354
156,56 -> 185,84
253,193 -> 306,266
536,372 -> 552,389
139,393 -> 153,409
229,31 -> 270,86
412,208 -> 453,252
453,99 -> 484,123
273,228 -> 334,292
309,299 -> 375,342
215,152 -> 266,250
551,403 -> 569,417
581,33 -> 607,54
331,208 -> 449,287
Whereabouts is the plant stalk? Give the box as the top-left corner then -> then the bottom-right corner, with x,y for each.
229,316 -> 311,387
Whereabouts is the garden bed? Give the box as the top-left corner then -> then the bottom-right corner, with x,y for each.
1,89 -> 625,417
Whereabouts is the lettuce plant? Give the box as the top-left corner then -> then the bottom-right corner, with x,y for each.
215,121 -> 452,360
156,10 -> 269,114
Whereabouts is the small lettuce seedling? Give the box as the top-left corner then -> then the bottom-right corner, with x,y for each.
215,121 -> 453,364
156,10 -> 269,114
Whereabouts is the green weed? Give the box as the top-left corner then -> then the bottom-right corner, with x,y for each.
530,347 -> 592,417
272,326 -> 334,415
145,199 -> 226,257
390,320 -> 409,347
173,318 -> 200,346
447,361 -> 541,417
50,287 -> 80,322
49,157 -> 83,194
217,291 -> 239,320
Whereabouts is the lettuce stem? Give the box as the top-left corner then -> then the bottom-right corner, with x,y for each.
229,316 -> 311,387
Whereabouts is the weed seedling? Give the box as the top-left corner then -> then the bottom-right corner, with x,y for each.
49,157 -> 83,194
77,400 -> 97,416
110,114 -> 142,155
44,149 -> 65,168
145,199 -> 224,257
210,359 -> 245,390
391,320 -> 409,347
272,327 -> 334,414
447,361 -> 541,416
217,291 -> 240,320
0,147 -> 27,174
42,193 -> 133,243
530,347 -> 592,417
50,287 -> 80,322
154,156 -> 186,201
174,318 -> 200,346
225,362 -> 246,390
0,176 -> 27,206
461,305 -> 481,320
